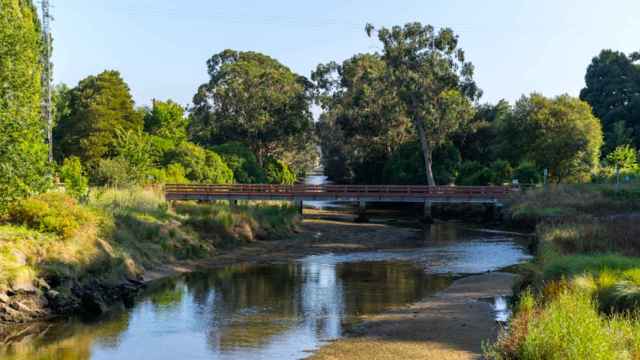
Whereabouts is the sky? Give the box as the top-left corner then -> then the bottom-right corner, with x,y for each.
49,0 -> 640,109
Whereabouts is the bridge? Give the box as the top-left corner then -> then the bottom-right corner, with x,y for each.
165,184 -> 516,221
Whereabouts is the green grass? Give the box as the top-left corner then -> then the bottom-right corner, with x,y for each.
0,187 -> 300,294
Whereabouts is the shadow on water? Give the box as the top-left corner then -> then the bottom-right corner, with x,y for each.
0,223 -> 532,360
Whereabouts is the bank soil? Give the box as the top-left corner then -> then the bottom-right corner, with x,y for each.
310,272 -> 519,360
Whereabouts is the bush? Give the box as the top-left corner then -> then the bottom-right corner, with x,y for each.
519,291 -> 617,360
59,156 -> 89,200
213,142 -> 266,183
8,192 -> 96,237
264,158 -> 296,184
146,163 -> 190,185
166,142 -> 234,184
457,161 -> 496,185
95,158 -> 136,187
514,161 -> 542,185
490,160 -> 513,185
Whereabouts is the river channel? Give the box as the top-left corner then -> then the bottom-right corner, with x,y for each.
0,222 -> 531,360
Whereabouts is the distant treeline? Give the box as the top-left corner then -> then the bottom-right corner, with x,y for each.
1,1 -> 639,212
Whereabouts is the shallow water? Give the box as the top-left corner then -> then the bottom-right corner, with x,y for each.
0,228 -> 531,360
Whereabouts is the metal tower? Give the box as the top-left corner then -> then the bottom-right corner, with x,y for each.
41,0 -> 53,162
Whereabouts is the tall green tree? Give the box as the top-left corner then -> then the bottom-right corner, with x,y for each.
366,22 -> 480,185
499,94 -> 603,183
143,99 -> 188,144
580,50 -> 640,151
0,0 -> 51,211
312,53 -> 411,183
54,70 -> 143,165
190,50 -> 313,167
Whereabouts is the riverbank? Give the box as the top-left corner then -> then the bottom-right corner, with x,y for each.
310,272 -> 519,360
485,184 -> 640,359
0,188 -> 300,325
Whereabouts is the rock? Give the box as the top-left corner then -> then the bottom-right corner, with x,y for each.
0,292 -> 9,303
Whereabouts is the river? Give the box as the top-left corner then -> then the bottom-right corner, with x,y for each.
0,224 -> 531,360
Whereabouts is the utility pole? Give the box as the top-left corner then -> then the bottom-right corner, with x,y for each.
41,0 -> 53,163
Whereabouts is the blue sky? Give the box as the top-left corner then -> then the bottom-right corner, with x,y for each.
50,0 -> 640,109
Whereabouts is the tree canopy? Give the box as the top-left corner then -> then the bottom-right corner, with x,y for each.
144,99 -> 188,144
190,50 -> 314,167
0,0 -> 51,211
54,70 -> 143,166
366,22 -> 480,185
580,50 -> 640,152
499,94 -> 603,183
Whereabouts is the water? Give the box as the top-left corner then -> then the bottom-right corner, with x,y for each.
0,229 -> 531,360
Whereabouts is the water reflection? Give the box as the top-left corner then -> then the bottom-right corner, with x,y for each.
0,232 -> 530,360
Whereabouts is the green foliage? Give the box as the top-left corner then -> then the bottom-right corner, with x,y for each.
213,142 -> 266,183
54,70 -> 143,165
367,22 -> 480,185
95,158 -> 135,187
519,291 -> 617,360
606,145 -> 638,171
264,158 -> 296,185
143,99 -> 188,144
514,161 -> 542,184
166,142 -> 234,184
580,50 -> 640,151
456,161 -> 495,186
191,50 -> 313,166
59,157 -> 89,200
112,129 -> 157,184
313,54 -> 411,184
498,94 -> 603,183
382,142 -> 462,185
146,163 -> 190,185
7,192 -> 96,238
0,0 -> 51,212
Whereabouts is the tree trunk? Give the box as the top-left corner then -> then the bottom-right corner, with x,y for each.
415,120 -> 436,186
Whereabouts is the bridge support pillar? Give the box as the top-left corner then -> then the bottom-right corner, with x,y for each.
355,201 -> 369,223
295,200 -> 304,216
484,203 -> 502,222
423,200 -> 434,224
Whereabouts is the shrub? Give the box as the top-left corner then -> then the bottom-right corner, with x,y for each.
264,158 -> 296,184
59,156 -> 89,200
514,161 -> 542,185
519,291 -> 617,360
8,192 -> 96,237
490,160 -> 513,185
166,142 -> 234,184
95,158 -> 136,187
457,161 -> 496,185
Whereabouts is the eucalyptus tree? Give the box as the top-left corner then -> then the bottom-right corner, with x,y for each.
366,22 -> 480,185
312,53 -> 411,183
190,50 -> 313,167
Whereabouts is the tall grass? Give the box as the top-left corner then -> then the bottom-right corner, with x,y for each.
0,187 -> 300,293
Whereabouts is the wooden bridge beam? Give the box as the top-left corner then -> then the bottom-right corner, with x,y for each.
355,201 -> 369,223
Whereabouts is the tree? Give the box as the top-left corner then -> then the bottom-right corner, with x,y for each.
313,54 -> 412,183
580,50 -> 640,151
0,0 -> 51,211
190,50 -> 313,166
499,94 -> 603,183
54,70 -> 143,165
144,99 -> 188,144
165,142 -> 234,184
456,100 -> 511,165
212,142 -> 265,184
606,145 -> 637,172
59,157 -> 89,200
367,22 -> 480,185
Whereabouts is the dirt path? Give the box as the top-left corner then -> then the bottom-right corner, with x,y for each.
309,272 -> 519,360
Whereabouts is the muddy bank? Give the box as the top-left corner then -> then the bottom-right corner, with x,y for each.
310,272 -> 519,360
0,218 -> 422,334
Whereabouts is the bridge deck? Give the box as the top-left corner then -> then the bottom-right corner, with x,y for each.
165,184 -> 514,204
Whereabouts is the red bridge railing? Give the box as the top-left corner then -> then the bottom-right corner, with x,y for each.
165,184 -> 515,200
